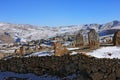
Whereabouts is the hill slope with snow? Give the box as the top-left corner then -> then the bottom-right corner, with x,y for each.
0,20 -> 120,43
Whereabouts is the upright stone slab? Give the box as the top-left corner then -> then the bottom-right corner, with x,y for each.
75,32 -> 84,47
35,45 -> 39,51
88,29 -> 99,49
14,49 -> 19,54
20,46 -> 25,55
54,42 -> 69,56
113,31 -> 120,46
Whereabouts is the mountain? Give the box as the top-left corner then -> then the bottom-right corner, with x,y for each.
0,20 -> 120,43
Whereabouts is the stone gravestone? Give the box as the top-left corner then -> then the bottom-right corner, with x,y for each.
75,32 -> 84,48
113,31 -> 120,46
54,42 -> 69,56
14,49 -> 19,55
88,29 -> 99,49
35,45 -> 39,51
20,46 -> 25,55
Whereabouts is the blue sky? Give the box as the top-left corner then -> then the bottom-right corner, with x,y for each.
0,0 -> 120,26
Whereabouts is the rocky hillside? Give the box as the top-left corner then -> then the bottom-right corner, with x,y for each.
0,20 -> 120,43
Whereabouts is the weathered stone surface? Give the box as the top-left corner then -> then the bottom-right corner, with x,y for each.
116,69 -> 120,77
35,45 -> 40,51
54,42 -> 69,56
28,48 -> 34,53
107,73 -> 116,80
88,29 -> 99,49
90,72 -> 104,80
75,32 -> 84,48
20,46 -> 25,55
0,53 -> 5,59
14,49 -> 19,54
6,77 -> 28,80
113,31 -> 120,46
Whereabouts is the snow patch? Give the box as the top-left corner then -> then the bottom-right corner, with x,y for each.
25,51 -> 53,57
87,46 -> 120,59
70,51 -> 78,55
67,47 -> 79,51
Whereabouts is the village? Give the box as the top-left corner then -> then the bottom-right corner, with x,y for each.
0,29 -> 119,59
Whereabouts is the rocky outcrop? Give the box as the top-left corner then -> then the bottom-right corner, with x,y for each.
113,30 -> 120,46
88,29 -> 100,49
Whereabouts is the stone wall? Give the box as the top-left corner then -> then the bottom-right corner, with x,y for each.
0,54 -> 120,80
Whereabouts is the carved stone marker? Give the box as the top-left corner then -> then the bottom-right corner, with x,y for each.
20,46 -> 25,55
113,31 -> 120,46
75,32 -> 84,47
35,45 -> 39,51
88,29 -> 99,49
15,49 -> 19,54
54,42 -> 69,56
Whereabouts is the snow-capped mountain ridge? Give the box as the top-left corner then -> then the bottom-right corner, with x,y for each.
0,20 -> 120,43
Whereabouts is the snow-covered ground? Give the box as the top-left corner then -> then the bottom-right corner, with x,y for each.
70,51 -> 78,55
24,46 -> 120,59
67,47 -> 79,50
0,50 -> 14,54
25,51 -> 54,57
24,47 -> 79,57
0,71 -> 60,80
87,46 -> 120,59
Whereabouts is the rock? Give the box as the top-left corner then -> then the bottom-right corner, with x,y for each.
0,53 -> 5,59
35,45 -> 40,51
73,75 -> 88,80
116,68 -> 120,77
107,73 -> 116,80
90,72 -> 104,80
6,77 -> 28,80
14,49 -> 19,54
75,32 -> 84,48
54,42 -> 70,56
28,48 -> 34,53
113,30 -> 120,46
88,29 -> 99,49
20,46 -> 25,55
0,53 -> 120,79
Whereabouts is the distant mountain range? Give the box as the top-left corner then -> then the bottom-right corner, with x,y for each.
0,20 -> 120,43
